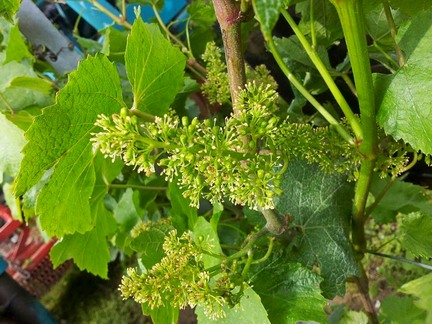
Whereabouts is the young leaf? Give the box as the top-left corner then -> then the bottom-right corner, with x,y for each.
0,62 -> 52,112
0,0 -> 21,22
2,22 -> 33,64
376,9 -> 432,154
168,181 -> 198,232
0,112 -> 25,182
113,188 -> 140,232
249,253 -> 327,324
142,303 -> 179,324
15,55 -> 124,236
195,287 -> 271,324
8,76 -> 53,94
125,18 -> 186,115
101,27 -> 128,64
400,273 -> 432,323
399,212 -> 432,259
252,0 -> 286,40
276,160 -> 359,297
193,216 -> 222,269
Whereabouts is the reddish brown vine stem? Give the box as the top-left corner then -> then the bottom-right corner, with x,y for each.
212,0 -> 246,110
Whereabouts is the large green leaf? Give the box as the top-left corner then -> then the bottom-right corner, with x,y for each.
49,155 -> 121,278
276,160 -> 359,297
0,0 -> 21,22
0,112 -> 25,182
15,55 -> 124,237
400,273 -> 432,323
376,9 -> 432,154
399,212 -> 432,259
249,253 -> 327,324
125,18 -> 186,115
195,287 -> 270,324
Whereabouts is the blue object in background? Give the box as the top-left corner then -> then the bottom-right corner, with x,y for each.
65,0 -> 188,31
0,256 -> 7,274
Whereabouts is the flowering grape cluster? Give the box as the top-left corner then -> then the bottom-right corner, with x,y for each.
120,230 -> 235,319
92,82 -> 286,210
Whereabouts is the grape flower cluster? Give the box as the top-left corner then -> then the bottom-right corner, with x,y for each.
92,82 -> 286,210
120,230 -> 235,319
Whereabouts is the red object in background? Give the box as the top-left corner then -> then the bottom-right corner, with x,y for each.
0,204 -> 71,298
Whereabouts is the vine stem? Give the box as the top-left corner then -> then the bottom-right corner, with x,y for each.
281,9 -> 363,140
212,0 -> 287,236
330,1 -> 379,322
91,0 -> 131,29
330,0 -> 378,253
211,0 -> 246,110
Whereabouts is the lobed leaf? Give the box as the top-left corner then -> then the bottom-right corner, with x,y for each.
125,18 -> 186,115
276,160 -> 359,297
15,55 -> 124,236
249,253 -> 327,324
376,9 -> 432,154
399,212 -> 432,259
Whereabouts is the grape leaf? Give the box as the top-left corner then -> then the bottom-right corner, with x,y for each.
399,212 -> 432,259
193,216 -> 222,269
113,188 -> 140,232
2,21 -> 33,64
376,9 -> 432,154
142,303 -> 179,324
15,55 -> 124,237
187,0 -> 216,26
50,210 -> 116,278
276,160 -> 359,297
389,0 -> 432,16
101,27 -> 128,64
0,0 -> 21,22
380,295 -> 426,324
50,154 -> 121,278
400,273 -> 432,323
125,18 -> 186,115
369,177 -> 432,224
249,253 -> 327,324
195,287 -> 270,324
168,181 -> 198,232
297,0 -> 343,47
0,62 -> 52,112
0,112 -> 25,182
129,224 -> 173,269
252,0 -> 286,39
